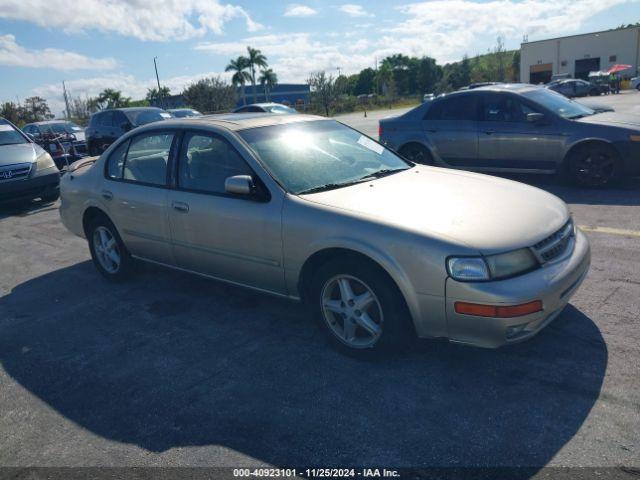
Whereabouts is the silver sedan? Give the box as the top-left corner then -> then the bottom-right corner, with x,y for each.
59,113 -> 590,353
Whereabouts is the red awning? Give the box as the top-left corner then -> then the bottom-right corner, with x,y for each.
607,64 -> 632,74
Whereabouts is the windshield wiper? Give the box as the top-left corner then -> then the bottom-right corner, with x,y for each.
297,168 -> 409,195
297,178 -> 371,195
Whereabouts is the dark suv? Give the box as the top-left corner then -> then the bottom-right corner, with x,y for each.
86,107 -> 171,155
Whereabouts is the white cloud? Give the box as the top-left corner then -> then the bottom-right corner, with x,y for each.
0,34 -> 117,70
0,0 -> 262,41
339,4 -> 373,17
197,33 -> 375,82
283,4 -> 318,17
390,0 -> 634,62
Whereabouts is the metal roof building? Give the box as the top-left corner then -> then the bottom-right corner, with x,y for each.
520,26 -> 640,84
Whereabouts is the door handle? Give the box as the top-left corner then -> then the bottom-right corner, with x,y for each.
101,190 -> 113,200
172,201 -> 189,213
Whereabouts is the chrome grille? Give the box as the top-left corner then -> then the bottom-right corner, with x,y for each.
532,220 -> 574,264
0,162 -> 32,181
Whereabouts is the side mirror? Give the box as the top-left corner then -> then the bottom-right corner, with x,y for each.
225,175 -> 254,195
527,112 -> 545,123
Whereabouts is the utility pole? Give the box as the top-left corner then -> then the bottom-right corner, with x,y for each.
153,56 -> 164,109
62,81 -> 71,119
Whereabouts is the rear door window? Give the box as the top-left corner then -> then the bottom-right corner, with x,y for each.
425,95 -> 479,121
123,132 -> 174,186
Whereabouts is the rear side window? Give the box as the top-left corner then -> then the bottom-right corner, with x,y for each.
425,95 -> 479,121
97,112 -> 114,127
123,132 -> 174,185
178,133 -> 252,194
106,140 -> 129,179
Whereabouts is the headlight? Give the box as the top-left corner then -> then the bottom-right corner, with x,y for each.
485,248 -> 538,280
448,248 -> 539,282
447,257 -> 490,281
36,152 -> 56,171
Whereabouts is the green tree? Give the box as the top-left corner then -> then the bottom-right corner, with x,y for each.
355,67 -> 376,95
226,56 -> 251,105
259,68 -> 278,102
145,86 -> 171,105
182,76 -> 236,113
416,56 -> 442,94
96,89 -> 131,109
0,101 -> 23,125
22,96 -> 53,123
245,46 -> 268,103
307,71 -> 335,116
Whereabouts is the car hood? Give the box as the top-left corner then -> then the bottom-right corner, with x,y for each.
300,167 -> 569,254
575,112 -> 640,130
0,142 -> 40,167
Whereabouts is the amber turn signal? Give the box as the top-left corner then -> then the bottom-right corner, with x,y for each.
454,300 -> 543,318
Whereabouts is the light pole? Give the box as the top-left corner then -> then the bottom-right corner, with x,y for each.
153,56 -> 164,109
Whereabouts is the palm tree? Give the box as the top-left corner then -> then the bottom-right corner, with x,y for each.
97,89 -> 131,109
245,46 -> 268,103
225,56 -> 251,105
259,69 -> 278,102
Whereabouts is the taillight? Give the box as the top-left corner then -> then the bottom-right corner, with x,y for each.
378,124 -> 383,138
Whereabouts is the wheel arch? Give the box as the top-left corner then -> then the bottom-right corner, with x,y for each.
82,206 -> 112,238
562,138 -> 622,168
296,244 -> 420,333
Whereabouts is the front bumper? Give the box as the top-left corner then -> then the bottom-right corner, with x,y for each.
444,229 -> 591,348
0,168 -> 60,203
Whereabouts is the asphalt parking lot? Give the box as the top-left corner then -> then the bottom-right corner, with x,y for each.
1,92 -> 639,473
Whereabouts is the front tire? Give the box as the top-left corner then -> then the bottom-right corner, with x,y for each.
41,191 -> 60,203
567,143 -> 621,188
87,216 -> 133,282
309,257 -> 413,355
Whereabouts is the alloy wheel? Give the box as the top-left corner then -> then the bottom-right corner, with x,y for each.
321,274 -> 383,349
573,150 -> 616,187
93,226 -> 121,274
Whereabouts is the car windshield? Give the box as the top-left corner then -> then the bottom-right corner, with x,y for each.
265,105 -> 297,114
239,120 -> 411,194
522,88 -> 595,119
0,120 -> 28,146
129,110 -> 172,126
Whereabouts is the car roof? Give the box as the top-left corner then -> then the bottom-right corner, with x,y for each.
95,107 -> 164,114
140,112 -> 327,132
242,103 -> 290,108
28,120 -> 75,125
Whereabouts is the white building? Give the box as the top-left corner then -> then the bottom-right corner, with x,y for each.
520,26 -> 640,84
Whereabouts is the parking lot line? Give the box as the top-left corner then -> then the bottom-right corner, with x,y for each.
578,225 -> 640,238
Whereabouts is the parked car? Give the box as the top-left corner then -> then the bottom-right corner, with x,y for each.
379,84 -> 640,187
631,76 -> 640,90
232,103 -> 297,114
0,117 -> 60,204
59,114 -> 589,353
22,120 -> 87,170
86,107 -> 172,155
168,108 -> 203,118
546,79 -> 600,97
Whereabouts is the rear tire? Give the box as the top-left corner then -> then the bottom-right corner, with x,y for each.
566,143 -> 621,188
309,256 -> 413,356
399,143 -> 433,165
87,216 -> 133,282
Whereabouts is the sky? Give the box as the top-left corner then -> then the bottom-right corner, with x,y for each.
0,0 -> 638,115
